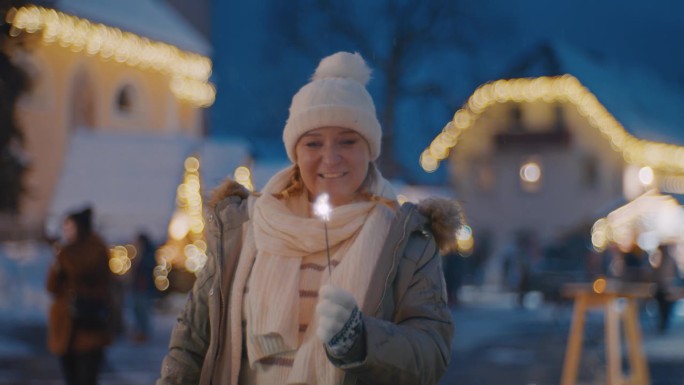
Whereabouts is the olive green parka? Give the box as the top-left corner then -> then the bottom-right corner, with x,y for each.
158,181 -> 460,385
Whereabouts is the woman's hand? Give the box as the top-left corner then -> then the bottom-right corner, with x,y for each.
316,285 -> 357,342
316,285 -> 364,356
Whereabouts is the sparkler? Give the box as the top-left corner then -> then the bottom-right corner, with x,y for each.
313,193 -> 332,276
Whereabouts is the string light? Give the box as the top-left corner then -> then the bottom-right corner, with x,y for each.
7,5 -> 215,107
421,75 -> 684,175
108,244 -> 135,275
234,166 -> 254,191
157,155 -> 208,284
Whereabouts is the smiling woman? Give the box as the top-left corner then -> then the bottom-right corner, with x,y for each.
295,127 -> 371,207
157,52 -> 462,385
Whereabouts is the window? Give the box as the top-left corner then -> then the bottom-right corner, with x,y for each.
582,156 -> 598,189
115,84 -> 136,114
520,157 -> 542,192
70,68 -> 96,131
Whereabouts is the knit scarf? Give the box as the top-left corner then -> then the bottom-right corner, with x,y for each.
245,165 -> 396,384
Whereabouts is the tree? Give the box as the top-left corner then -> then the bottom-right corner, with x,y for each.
270,0 -> 502,180
0,0 -> 30,214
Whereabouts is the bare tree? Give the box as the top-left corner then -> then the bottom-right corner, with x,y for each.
0,0 -> 30,214
271,0 -> 487,179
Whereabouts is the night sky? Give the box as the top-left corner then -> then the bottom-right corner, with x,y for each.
209,1 -> 684,184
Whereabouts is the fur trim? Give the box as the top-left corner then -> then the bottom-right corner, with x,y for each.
207,179 -> 251,209
417,198 -> 465,253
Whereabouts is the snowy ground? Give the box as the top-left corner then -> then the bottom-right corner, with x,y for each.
0,240 -> 185,384
0,240 -> 53,323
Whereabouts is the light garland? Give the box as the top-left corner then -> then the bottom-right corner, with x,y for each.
155,155 -> 208,290
233,166 -> 254,191
421,75 -> 684,174
108,244 -> 135,275
178,156 -> 207,273
590,191 -> 683,252
7,5 -> 215,107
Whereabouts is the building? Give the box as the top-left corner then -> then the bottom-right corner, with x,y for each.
421,42 -> 684,284
6,0 -> 214,235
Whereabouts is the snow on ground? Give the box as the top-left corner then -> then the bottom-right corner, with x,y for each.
0,240 -> 52,324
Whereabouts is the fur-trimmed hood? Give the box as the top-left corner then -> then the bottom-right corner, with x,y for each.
417,197 -> 465,253
207,179 -> 251,209
207,179 -> 464,252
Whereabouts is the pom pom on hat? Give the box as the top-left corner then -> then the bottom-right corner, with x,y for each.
283,51 -> 381,162
312,52 -> 371,85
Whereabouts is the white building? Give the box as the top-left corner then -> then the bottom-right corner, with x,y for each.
421,42 -> 684,283
6,0 -> 214,235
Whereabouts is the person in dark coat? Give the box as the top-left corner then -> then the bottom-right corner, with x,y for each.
130,232 -> 158,343
46,207 -> 114,385
652,243 -> 679,333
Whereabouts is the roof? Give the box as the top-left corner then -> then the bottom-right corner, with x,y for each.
46,131 -> 252,245
421,41 -> 684,174
507,41 -> 684,146
56,0 -> 211,56
47,131 -> 198,244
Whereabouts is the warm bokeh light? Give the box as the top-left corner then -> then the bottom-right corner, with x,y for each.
8,5 -> 215,107
168,212 -> 190,240
107,244 -> 136,275
234,166 -> 254,191
184,157 -> 200,172
158,155 -> 208,282
592,277 -> 607,294
591,218 -> 609,251
638,166 -> 654,186
455,225 -> 474,256
520,161 -> 541,183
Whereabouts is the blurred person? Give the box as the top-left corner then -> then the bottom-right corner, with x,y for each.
468,230 -> 492,286
503,229 -> 540,307
46,207 -> 114,385
157,52 -> 459,385
652,243 -> 679,333
130,232 -> 158,343
623,241 -> 648,282
442,251 -> 463,306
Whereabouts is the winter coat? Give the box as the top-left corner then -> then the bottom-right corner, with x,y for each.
46,234 -> 114,355
157,181 -> 459,385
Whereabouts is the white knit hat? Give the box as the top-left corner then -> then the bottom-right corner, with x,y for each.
283,51 -> 381,162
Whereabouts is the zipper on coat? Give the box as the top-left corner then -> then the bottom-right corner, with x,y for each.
345,206 -> 413,385
374,205 -> 413,317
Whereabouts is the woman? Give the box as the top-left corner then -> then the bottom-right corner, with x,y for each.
46,207 -> 113,385
157,52 -> 461,385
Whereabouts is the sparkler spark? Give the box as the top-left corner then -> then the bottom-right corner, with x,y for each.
313,193 -> 332,275
313,193 -> 331,222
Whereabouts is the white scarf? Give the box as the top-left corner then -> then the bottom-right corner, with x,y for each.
245,165 -> 396,384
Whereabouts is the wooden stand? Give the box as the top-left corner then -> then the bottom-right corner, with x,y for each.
560,281 -> 654,385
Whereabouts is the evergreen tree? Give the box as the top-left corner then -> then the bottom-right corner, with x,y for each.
0,0 -> 30,214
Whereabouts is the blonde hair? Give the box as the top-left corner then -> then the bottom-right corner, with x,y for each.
272,163 -> 398,210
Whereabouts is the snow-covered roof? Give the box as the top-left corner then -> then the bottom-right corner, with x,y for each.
47,131 -> 199,245
56,0 -> 211,56
507,41 -> 684,146
47,131 -> 254,245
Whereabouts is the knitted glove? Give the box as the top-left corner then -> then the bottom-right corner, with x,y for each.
316,284 -> 364,356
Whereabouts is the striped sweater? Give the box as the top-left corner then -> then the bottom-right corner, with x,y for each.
240,248 -> 341,384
